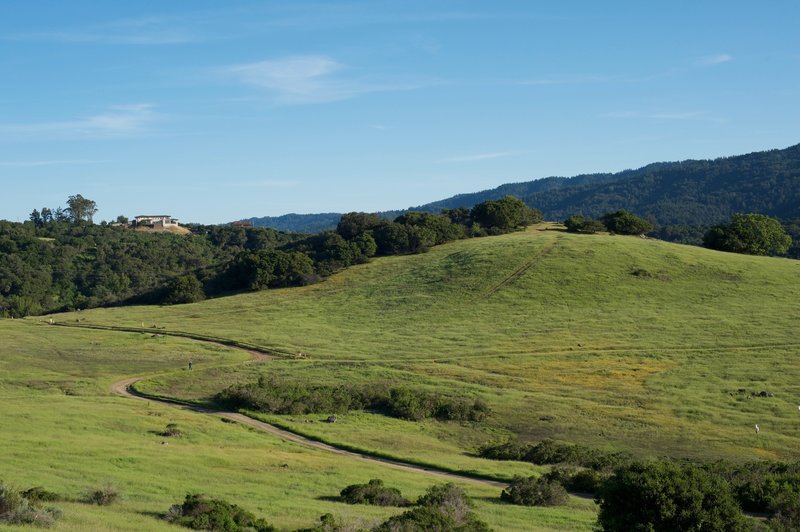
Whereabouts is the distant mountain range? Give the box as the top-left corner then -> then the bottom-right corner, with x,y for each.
240,143 -> 800,246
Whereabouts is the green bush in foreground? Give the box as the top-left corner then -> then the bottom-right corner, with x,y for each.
0,482 -> 61,527
340,479 -> 411,507
374,483 -> 490,532
500,475 -> 568,506
85,483 -> 119,505
165,493 -> 275,531
595,461 -> 747,532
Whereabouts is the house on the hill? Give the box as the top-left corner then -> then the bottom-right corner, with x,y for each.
134,215 -> 179,227
231,220 -> 254,228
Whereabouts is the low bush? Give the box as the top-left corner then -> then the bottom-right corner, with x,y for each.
20,487 -> 60,503
85,484 -> 119,505
339,479 -> 410,507
478,439 -> 628,471
374,483 -> 490,531
216,377 -> 490,423
501,475 -> 569,506
0,482 -> 61,527
160,423 -> 183,437
165,493 -> 275,531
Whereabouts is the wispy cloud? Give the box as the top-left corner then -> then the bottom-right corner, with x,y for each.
222,55 -> 432,104
0,104 -> 159,140
600,110 -> 724,122
9,16 -> 199,45
695,53 -> 733,66
0,159 -> 109,167
438,151 -> 514,163
519,75 -> 617,86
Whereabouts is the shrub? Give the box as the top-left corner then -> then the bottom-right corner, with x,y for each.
0,482 -> 61,527
216,378 -> 490,423
160,423 -> 183,437
339,479 -> 410,507
595,461 -> 747,532
86,483 -> 119,505
375,483 -> 490,531
21,487 -> 60,503
478,439 -> 628,471
501,475 -> 569,506
165,493 -> 275,531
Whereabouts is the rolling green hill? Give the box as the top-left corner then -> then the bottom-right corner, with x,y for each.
52,226 -> 800,464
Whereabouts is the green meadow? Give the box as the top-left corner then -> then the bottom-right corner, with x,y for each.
6,225 -> 800,529
0,320 -> 594,530
61,226 -> 800,462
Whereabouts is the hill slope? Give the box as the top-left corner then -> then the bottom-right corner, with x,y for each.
58,227 -> 800,461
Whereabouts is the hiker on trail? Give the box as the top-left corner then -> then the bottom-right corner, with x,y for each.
188,360 -> 193,370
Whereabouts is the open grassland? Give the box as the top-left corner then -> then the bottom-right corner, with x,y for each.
54,226 -> 800,466
0,320 -> 596,531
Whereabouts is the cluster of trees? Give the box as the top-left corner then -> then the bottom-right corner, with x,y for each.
563,209 -> 654,235
2,194 -> 542,317
0,210 -> 299,317
216,376 -> 490,422
481,438 -> 800,530
704,213 -> 792,256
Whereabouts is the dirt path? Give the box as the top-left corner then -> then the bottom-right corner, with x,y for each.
108,348 -> 506,490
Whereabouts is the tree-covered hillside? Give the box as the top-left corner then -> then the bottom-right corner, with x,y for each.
242,144 -> 800,256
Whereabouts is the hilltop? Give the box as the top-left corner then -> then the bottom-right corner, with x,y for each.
59,226 -> 800,461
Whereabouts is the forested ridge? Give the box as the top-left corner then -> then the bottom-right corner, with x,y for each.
0,196 -> 539,317
243,143 -> 800,256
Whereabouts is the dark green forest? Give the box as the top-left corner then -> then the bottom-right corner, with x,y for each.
245,143 -> 800,257
0,196 -> 540,317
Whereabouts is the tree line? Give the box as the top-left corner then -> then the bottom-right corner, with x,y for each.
0,195 -> 541,317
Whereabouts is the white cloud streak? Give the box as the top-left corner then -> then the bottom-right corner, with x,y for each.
0,159 -> 109,167
438,151 -> 514,163
0,104 -> 159,140
695,53 -> 733,66
222,55 -> 431,104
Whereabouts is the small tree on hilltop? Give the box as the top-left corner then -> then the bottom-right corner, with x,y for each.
65,194 -> 98,224
601,210 -> 653,235
703,213 -> 792,256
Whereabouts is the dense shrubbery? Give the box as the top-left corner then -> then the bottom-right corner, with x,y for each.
478,439 -> 628,471
216,377 -> 490,422
339,479 -> 410,507
500,475 -> 569,506
0,482 -> 61,527
596,461 -> 747,532
563,214 -> 605,234
164,493 -> 275,531
374,483 -> 490,532
704,213 -> 792,256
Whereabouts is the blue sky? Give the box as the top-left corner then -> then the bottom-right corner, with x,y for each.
1,1 -> 798,224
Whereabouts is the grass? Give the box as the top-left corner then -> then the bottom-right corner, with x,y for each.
12,225 -> 800,528
0,319 -> 595,531
55,226 -> 800,461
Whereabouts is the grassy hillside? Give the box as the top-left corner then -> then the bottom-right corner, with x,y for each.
0,320 -> 594,531
52,225 -> 800,464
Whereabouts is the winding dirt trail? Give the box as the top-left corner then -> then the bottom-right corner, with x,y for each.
107,343 -> 506,490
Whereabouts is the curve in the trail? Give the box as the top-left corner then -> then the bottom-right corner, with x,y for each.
112,376 -> 506,489
96,328 -> 507,490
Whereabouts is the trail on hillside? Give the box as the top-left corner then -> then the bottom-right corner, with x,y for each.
111,375 -> 505,489
480,238 -> 559,299
68,323 -> 507,489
